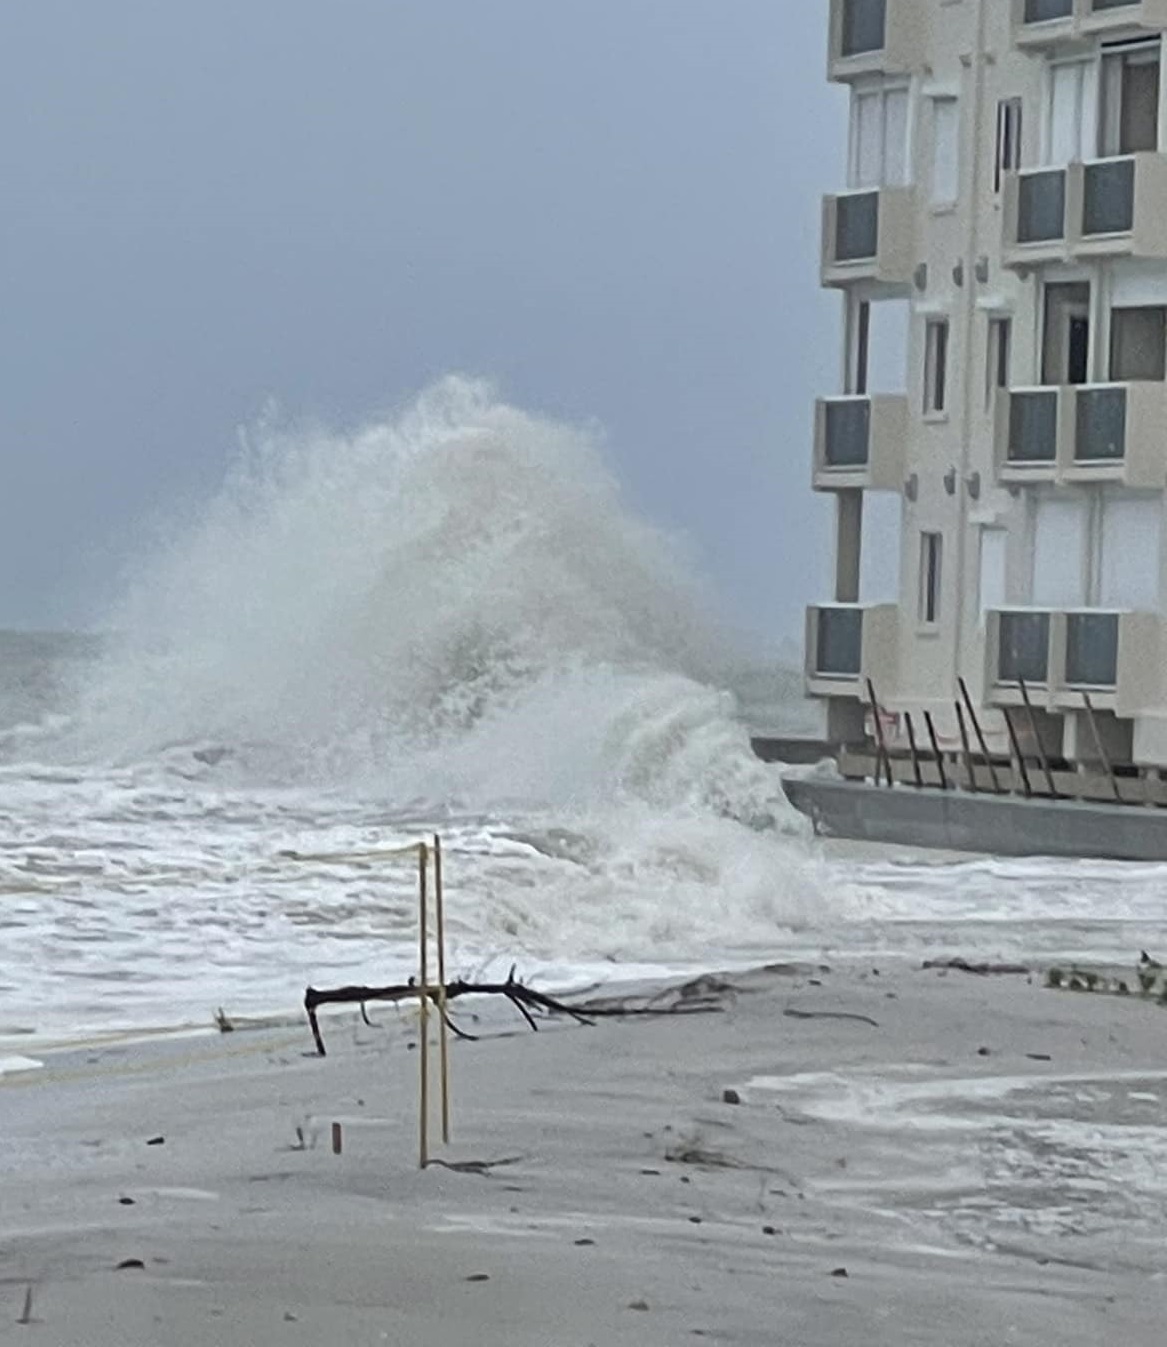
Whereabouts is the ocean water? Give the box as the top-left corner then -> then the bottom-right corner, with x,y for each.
4,377 -> 1167,1045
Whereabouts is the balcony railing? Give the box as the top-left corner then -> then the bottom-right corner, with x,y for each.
1007,389 -> 1059,465
997,610 -> 1052,685
841,0 -> 886,55
815,606 -> 864,678
1074,385 -> 1127,462
823,399 -> 870,468
1083,158 -> 1135,237
835,192 -> 879,261
1065,612 -> 1120,688
1017,169 -> 1068,243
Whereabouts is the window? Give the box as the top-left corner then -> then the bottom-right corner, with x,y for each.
986,317 -> 1012,408
994,98 -> 1023,193
1099,43 -> 1160,158
919,533 -> 943,625
1109,306 -> 1167,382
851,300 -> 871,395
930,97 -> 959,205
924,319 -> 949,415
849,85 -> 910,189
1046,60 -> 1097,165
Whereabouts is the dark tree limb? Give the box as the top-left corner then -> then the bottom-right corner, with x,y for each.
304,970 -> 726,1056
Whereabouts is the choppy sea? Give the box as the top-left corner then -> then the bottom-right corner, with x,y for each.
5,378 -> 1167,1048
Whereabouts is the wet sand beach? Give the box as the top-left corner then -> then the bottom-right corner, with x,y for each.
5,959 -> 1167,1345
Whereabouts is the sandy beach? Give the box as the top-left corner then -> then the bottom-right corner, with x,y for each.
5,958 -> 1167,1345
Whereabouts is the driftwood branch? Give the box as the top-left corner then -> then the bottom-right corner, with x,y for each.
304,971 -> 728,1056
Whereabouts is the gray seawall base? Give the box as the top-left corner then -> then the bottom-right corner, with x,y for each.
782,777 -> 1167,863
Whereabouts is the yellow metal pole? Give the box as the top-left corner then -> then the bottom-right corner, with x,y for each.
434,834 -> 450,1145
417,842 -> 430,1170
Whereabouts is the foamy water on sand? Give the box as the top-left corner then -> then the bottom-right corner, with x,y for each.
4,377 -> 1167,1043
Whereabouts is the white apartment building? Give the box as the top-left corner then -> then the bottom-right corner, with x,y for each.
808,0 -> 1167,775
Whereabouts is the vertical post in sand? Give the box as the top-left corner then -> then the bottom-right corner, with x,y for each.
433,834 -> 450,1146
958,678 -> 1002,794
955,703 -> 979,793
866,679 -> 894,788
904,713 -> 925,789
923,711 -> 949,791
1018,678 -> 1058,798
1082,691 -> 1122,804
417,842 -> 430,1170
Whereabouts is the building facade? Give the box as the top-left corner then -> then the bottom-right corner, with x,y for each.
809,0 -> 1167,774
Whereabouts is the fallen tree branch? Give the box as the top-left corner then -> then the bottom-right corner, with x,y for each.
304,970 -> 726,1056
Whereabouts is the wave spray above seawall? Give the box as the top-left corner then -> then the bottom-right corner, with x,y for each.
3,378 -> 834,1039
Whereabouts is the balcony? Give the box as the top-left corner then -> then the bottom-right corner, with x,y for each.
1015,0 -> 1167,44
987,608 -> 1161,715
806,603 -> 899,697
828,0 -> 923,81
995,382 -> 1167,487
1081,0 -> 1167,37
821,187 -> 916,288
813,394 -> 908,491
1012,0 -> 1077,47
1004,156 -> 1167,267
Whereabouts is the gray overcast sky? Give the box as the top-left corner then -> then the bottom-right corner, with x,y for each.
0,1 -> 845,643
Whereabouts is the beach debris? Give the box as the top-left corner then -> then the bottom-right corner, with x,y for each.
574,1238 -> 595,1247
283,1312 -> 298,1322
303,968 -> 729,1056
783,1008 -> 879,1029
214,1007 -> 234,1033
1027,1053 -> 1052,1062
17,1285 -> 34,1326
115,1259 -> 146,1271
762,1226 -> 778,1236
331,1122 -> 343,1155
465,1273 -> 490,1283
424,1156 -> 522,1175
977,1047 -> 991,1057
145,1136 -> 165,1146
722,1088 -> 742,1105
628,1299 -> 651,1312
118,1196 -> 135,1205
830,1267 -> 849,1279
923,958 -> 1030,976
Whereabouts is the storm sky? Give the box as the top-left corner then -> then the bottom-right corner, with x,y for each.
0,2 -> 844,643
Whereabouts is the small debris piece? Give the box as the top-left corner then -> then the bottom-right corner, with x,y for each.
118,1196 -> 135,1206
784,1008 -> 879,1028
465,1273 -> 490,1283
628,1299 -> 651,1312
762,1226 -> 778,1236
283,1312 -> 298,1322
116,1259 -> 146,1271
1026,1053 -> 1052,1062
977,1047 -> 991,1057
830,1267 -> 849,1279
640,1168 -> 661,1176
574,1238 -> 595,1247
146,1136 -> 165,1147
923,958 -> 1029,976
214,1007 -> 235,1033
17,1285 -> 33,1325
331,1122 -> 343,1156
688,1216 -> 703,1225
722,1088 -> 741,1105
